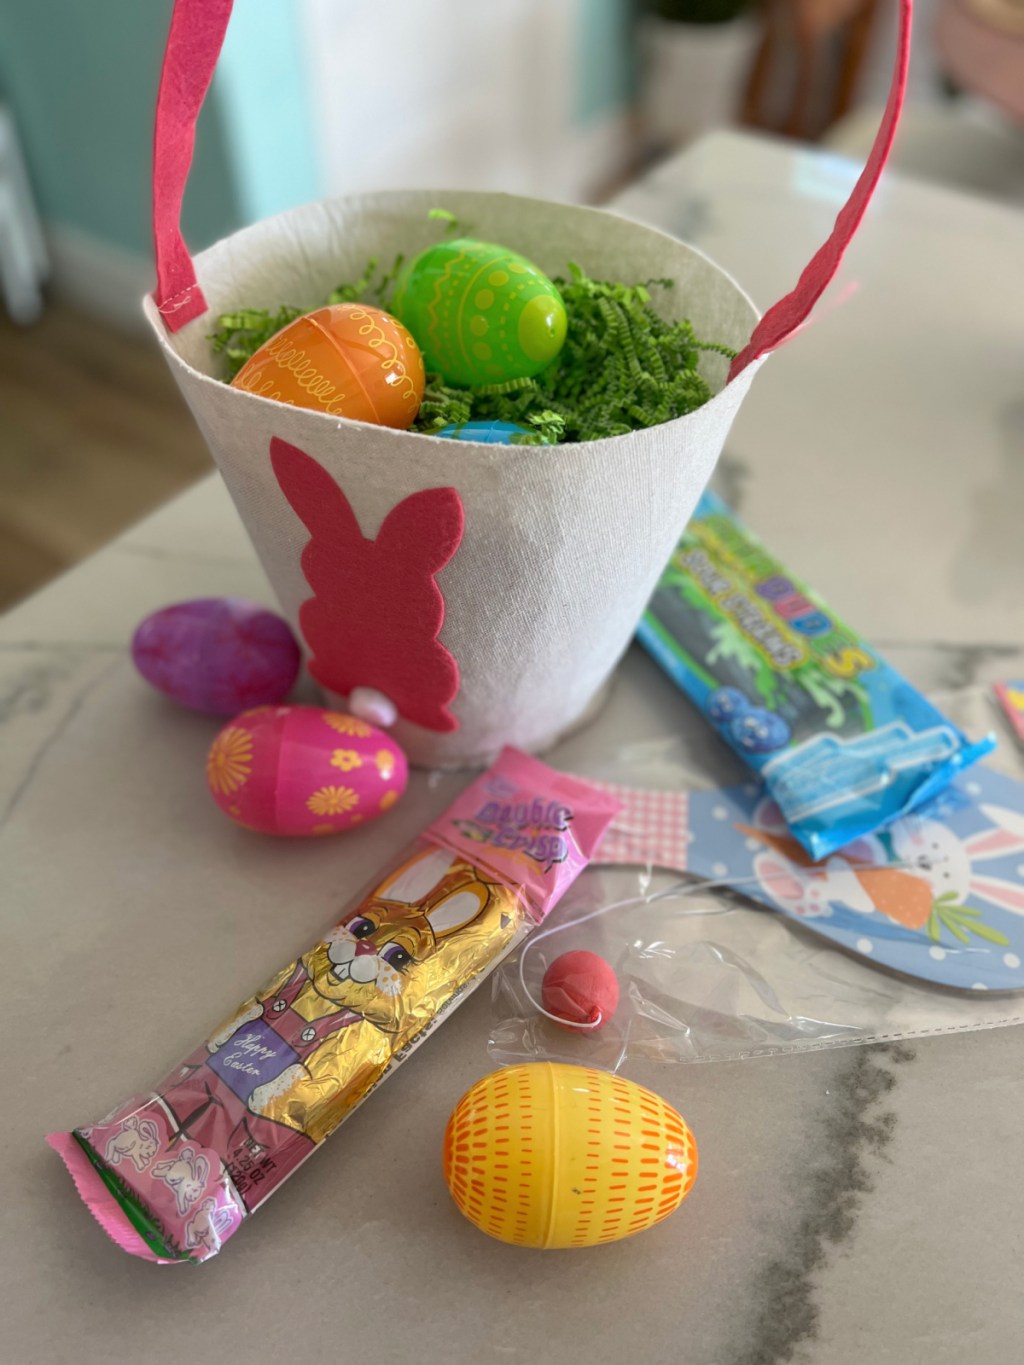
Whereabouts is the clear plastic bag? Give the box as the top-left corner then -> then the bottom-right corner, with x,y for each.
490,681 -> 1024,1067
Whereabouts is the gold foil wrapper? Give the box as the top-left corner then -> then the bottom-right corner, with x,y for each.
204,843 -> 527,1145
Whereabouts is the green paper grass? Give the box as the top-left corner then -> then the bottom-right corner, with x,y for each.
210,256 -> 736,444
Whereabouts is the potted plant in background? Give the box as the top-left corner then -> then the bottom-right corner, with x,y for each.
640,0 -> 759,148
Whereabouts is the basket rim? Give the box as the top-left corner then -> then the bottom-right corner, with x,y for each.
143,186 -> 764,453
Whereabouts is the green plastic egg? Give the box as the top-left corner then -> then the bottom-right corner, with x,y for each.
392,238 -> 567,387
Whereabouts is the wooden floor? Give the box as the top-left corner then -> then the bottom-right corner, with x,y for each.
0,304 -> 212,610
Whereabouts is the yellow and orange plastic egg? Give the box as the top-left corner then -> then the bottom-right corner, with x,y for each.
205,704 -> 407,836
230,302 -> 425,428
443,1063 -> 697,1248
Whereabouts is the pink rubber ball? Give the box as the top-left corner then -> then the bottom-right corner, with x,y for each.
541,950 -> 620,1031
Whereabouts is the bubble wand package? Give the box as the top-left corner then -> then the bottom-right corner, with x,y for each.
637,492 -> 994,858
47,749 -> 619,1264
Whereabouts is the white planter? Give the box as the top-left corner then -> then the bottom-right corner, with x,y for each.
640,14 -> 759,146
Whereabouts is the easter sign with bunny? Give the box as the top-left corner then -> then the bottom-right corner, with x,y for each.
686,767 -> 1024,991
595,767 -> 1024,992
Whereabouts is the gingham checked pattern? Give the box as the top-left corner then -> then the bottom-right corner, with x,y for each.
585,780 -> 691,874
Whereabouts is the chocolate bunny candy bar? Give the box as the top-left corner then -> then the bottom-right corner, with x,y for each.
47,749 -> 619,1263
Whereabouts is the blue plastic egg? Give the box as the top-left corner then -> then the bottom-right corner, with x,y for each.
437,421 -> 542,445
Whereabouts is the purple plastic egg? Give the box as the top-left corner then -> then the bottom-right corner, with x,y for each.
131,598 -> 301,715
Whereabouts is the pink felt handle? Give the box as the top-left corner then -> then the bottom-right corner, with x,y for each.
151,0 -> 912,350
728,0 -> 913,379
152,0 -> 233,331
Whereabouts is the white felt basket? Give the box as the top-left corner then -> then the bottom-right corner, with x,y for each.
147,0 -> 911,768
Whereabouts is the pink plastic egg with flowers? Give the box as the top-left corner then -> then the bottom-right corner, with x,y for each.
206,705 -> 407,836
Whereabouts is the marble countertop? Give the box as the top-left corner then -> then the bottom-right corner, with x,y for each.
4,132 -> 1024,1365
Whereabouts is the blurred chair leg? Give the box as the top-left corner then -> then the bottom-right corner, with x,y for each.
0,184 -> 46,324
743,0 -> 881,140
742,4 -> 779,127
784,28 -> 819,138
0,103 -> 49,325
834,0 -> 879,124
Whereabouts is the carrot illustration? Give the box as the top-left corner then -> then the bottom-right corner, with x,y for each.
735,824 -> 816,870
846,865 -> 933,929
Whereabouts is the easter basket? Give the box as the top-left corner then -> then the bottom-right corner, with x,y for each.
146,0 -> 911,768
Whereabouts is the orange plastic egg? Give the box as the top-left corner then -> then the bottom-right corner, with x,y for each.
231,303 -> 425,428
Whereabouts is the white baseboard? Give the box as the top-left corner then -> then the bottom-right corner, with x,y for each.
45,222 -> 153,333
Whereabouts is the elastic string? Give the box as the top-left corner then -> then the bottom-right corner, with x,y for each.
519,855 -> 943,1030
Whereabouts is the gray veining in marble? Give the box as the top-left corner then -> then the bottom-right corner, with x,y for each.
728,1043 -> 913,1365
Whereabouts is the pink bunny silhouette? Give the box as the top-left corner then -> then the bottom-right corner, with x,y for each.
890,804 -> 1024,915
103,1114 -> 160,1173
271,437 -> 464,732
184,1197 -> 237,1255
152,1146 -> 210,1216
